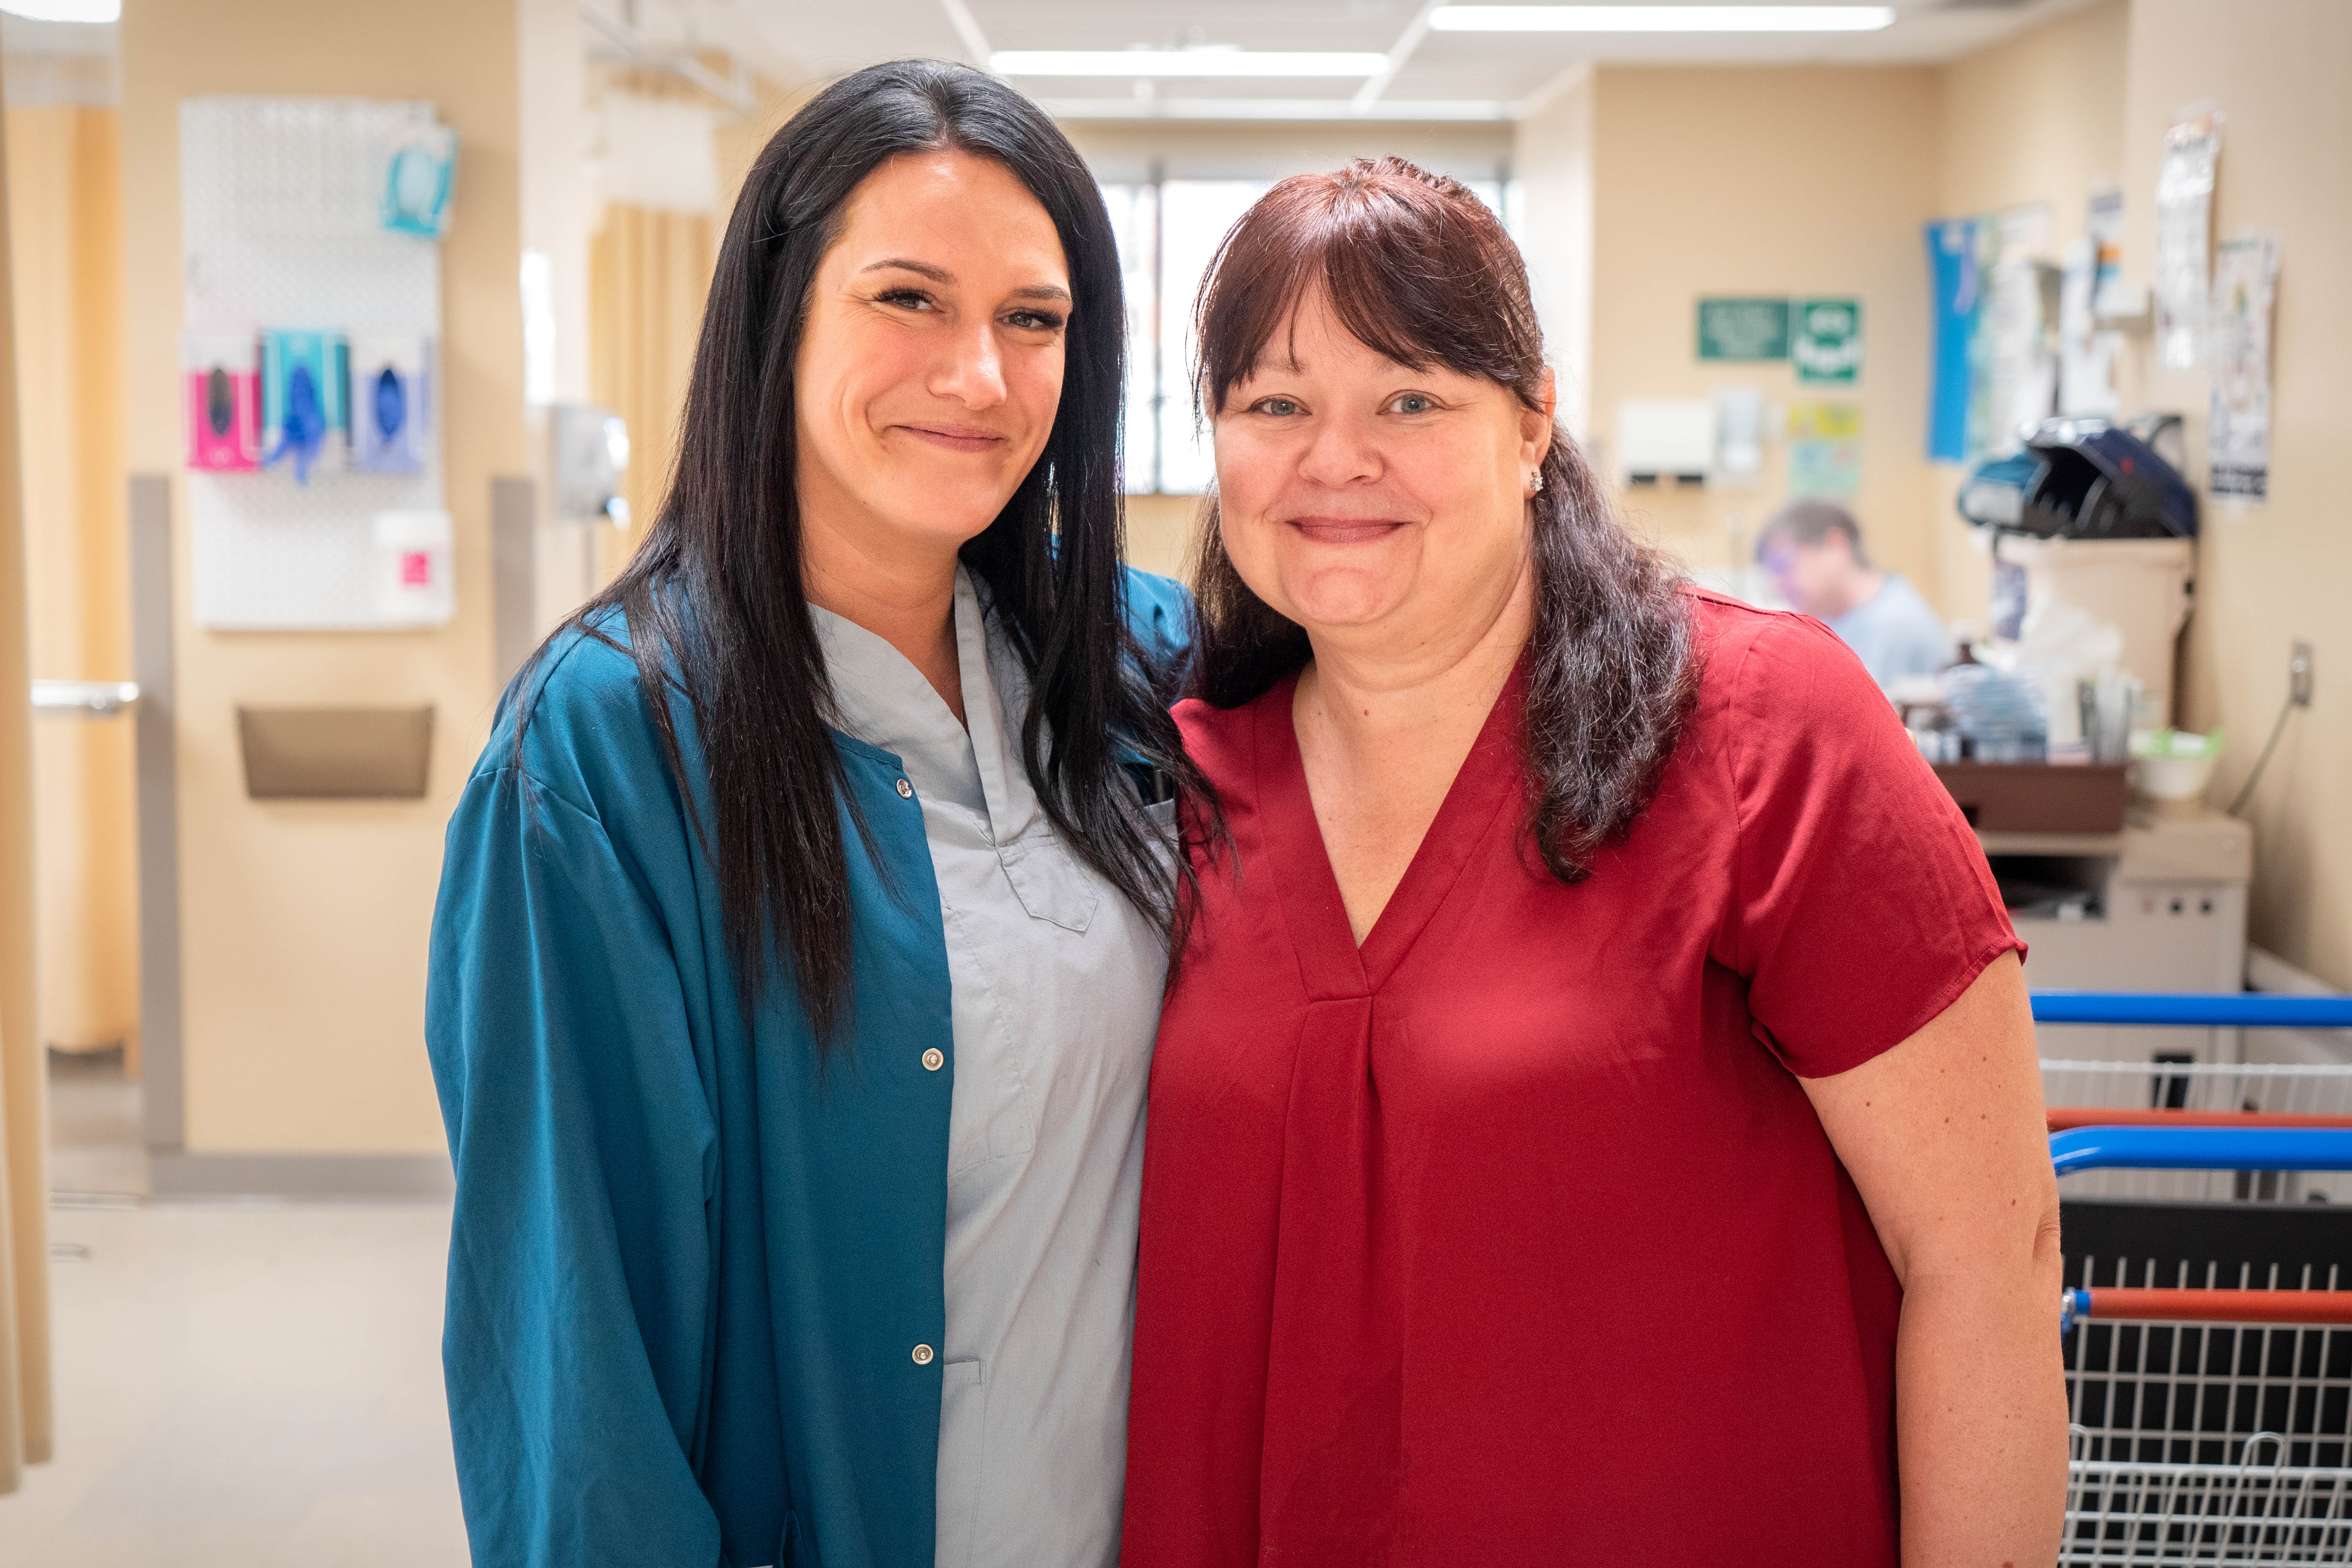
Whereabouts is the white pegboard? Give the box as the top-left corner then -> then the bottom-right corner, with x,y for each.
182,97 -> 447,629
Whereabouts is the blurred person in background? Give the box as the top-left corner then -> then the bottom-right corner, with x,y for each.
1121,159 -> 2064,1568
427,60 -> 1196,1568
1756,498 -> 1947,688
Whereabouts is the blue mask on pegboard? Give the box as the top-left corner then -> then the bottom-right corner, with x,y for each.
266,364 -> 329,482
266,362 -> 328,482
372,366 -> 406,445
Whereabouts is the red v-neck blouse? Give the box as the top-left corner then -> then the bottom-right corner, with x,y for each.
1123,591 -> 2022,1567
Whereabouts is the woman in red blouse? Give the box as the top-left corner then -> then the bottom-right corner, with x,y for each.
1123,158 -> 2066,1566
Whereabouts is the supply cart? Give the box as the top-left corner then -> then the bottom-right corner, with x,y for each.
2037,991 -> 2352,1565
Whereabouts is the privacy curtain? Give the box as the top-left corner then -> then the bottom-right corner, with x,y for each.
0,86 -> 58,1495
586,201 -> 712,588
8,104 -> 135,1067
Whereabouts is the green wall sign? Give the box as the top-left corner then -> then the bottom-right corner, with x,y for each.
1792,297 -> 1863,383
1696,298 -> 1789,361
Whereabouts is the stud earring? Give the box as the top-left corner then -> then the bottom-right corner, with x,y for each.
1527,471 -> 1545,497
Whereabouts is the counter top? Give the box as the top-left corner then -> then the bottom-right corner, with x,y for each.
1974,809 -> 2253,884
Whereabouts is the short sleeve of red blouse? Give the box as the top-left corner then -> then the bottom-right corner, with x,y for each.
1708,604 -> 2023,1080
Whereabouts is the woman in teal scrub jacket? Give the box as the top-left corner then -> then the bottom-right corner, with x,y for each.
425,62 -> 1200,1568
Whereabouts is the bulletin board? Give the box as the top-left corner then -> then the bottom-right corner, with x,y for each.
181,97 -> 447,630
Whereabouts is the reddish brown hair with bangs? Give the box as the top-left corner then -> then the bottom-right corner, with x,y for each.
1185,156 -> 1699,885
1195,157 -> 1548,427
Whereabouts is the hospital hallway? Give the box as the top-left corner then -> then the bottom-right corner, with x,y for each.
0,1052 -> 466,1566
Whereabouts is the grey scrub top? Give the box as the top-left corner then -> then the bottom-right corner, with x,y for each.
811,569 -> 1166,1568
1823,571 -> 1948,689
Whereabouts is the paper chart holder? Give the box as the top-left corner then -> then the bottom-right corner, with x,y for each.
236,705 -> 434,800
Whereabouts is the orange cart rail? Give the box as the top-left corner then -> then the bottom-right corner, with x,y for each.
2064,1286 -> 2352,1327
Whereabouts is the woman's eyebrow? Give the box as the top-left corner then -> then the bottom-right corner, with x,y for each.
860,256 -> 953,283
858,257 -> 1069,304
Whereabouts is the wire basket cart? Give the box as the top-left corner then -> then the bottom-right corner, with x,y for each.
2039,992 -> 2352,1565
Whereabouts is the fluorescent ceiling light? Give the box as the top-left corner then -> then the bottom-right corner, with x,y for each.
0,0 -> 120,18
1036,98 -> 1516,122
989,49 -> 1390,78
1431,6 -> 1894,31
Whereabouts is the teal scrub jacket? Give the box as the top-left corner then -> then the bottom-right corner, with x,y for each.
425,568 -> 1191,1568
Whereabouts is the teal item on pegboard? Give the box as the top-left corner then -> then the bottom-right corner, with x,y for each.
383,126 -> 456,239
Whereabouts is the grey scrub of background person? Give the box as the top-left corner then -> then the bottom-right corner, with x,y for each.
1756,497 -> 1948,688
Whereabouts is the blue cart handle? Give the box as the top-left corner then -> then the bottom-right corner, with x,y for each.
2051,1125 -> 2352,1175
2033,992 -> 2352,1028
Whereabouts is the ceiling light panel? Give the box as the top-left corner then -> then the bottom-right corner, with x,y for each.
0,0 -> 120,19
989,49 -> 1392,77
1430,5 -> 1895,31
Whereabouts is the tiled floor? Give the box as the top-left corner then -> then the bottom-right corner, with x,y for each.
0,1057 -> 470,1565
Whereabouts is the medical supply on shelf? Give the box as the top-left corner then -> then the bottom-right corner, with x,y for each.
260,330 -> 348,483
349,334 -> 432,474
183,333 -> 262,471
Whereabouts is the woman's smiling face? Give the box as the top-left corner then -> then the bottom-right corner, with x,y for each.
1210,289 -> 1552,650
793,149 -> 1072,561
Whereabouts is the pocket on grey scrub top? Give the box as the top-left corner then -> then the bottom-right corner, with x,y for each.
997,829 -> 1100,934
936,1359 -> 987,1568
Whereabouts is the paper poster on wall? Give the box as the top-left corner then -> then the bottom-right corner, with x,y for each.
2155,104 -> 2222,370
1989,203 -> 2055,264
1787,401 -> 1861,442
2208,232 -> 2278,502
1925,219 -> 1978,461
1982,258 -> 2059,456
2086,187 -> 2127,317
1696,298 -> 1789,361
1786,402 -> 1861,499
2058,237 -> 2119,418
1787,440 -> 1861,500
1971,206 -> 2057,458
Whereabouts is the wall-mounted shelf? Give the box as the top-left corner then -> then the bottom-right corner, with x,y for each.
236,705 -> 433,799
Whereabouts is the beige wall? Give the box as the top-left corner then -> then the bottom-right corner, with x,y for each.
1931,0 -> 2132,628
1124,492 -> 1202,582
120,0 -> 524,1153
2116,0 -> 2352,986
1515,2 -> 2351,989
1579,66 -> 1943,596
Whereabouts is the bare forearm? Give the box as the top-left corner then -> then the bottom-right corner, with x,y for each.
1894,1262 -> 2069,1567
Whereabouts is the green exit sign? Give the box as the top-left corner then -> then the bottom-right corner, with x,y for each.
1792,297 -> 1863,383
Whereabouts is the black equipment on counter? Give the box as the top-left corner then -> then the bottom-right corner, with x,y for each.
1957,414 -> 2198,542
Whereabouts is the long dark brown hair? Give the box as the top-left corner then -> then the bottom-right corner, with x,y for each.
516,60 -> 1200,1040
1189,156 -> 1696,883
